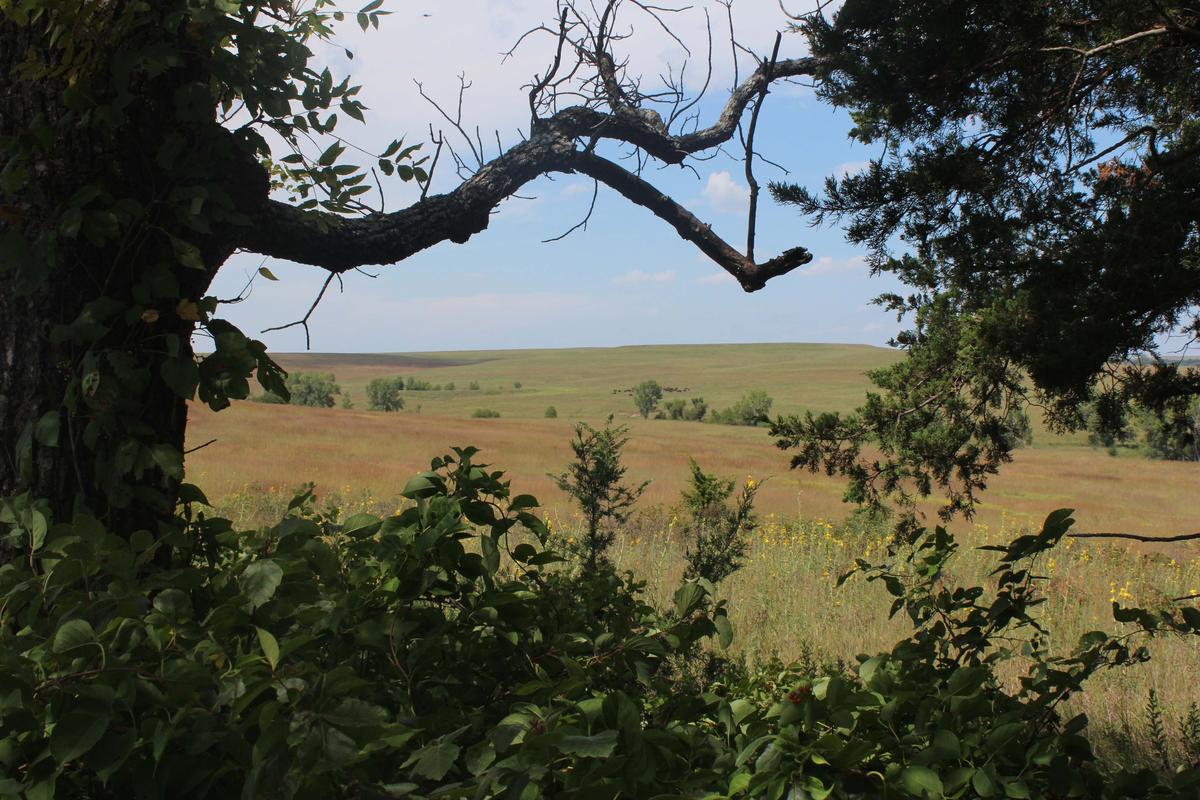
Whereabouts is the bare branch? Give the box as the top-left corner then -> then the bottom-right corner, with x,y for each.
542,178 -> 600,242
744,32 -> 782,261
239,5 -> 819,294
261,272 -> 342,350
1068,531 -> 1200,543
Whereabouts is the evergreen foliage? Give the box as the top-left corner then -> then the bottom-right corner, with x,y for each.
551,421 -> 648,569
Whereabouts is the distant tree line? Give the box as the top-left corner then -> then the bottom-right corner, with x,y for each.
630,380 -> 774,427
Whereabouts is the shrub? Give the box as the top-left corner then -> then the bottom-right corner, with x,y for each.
287,371 -> 340,408
551,420 -> 648,569
513,381 -> 522,390
2,463 -> 1196,798
366,376 -> 405,411
444,382 -> 455,390
340,392 -> 353,409
544,406 -> 558,418
663,397 -> 708,421
471,408 -> 500,418
632,379 -> 663,418
680,460 -> 758,583
404,377 -> 433,391
0,454 -> 732,798
468,380 -> 481,390
712,390 -> 773,426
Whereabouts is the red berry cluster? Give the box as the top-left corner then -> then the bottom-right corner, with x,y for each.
786,685 -> 813,704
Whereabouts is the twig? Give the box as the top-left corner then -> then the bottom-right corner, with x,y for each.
262,272 -> 342,350
184,439 -> 218,455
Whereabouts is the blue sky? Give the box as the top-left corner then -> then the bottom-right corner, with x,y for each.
210,0 -> 906,353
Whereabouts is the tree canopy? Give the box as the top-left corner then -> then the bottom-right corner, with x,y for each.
770,0 -> 1200,522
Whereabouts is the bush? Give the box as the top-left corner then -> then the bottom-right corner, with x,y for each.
468,380 -> 480,390
366,376 -> 405,411
2,463 -> 1196,798
250,373 -> 339,407
513,381 -> 522,390
287,371 -> 340,408
663,397 -> 707,421
680,460 -> 757,583
632,380 -> 663,418
340,392 -> 353,409
712,390 -> 773,426
0,454 -> 732,798
551,420 -> 647,569
544,405 -> 558,418
471,408 -> 500,418
405,377 -> 433,391
444,382 -> 456,390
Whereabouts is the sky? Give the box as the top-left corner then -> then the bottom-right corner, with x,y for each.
209,0 -> 906,353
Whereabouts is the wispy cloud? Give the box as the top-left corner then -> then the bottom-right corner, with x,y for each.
697,271 -> 737,285
801,255 -> 867,278
614,269 -> 677,286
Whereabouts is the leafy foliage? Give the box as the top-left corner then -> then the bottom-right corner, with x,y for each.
365,377 -> 405,412
712,390 -> 774,427
632,380 -> 663,418
664,397 -> 708,421
544,406 -> 558,418
5,455 -> 1195,798
286,371 -> 341,408
471,408 -> 501,418
551,421 -> 648,569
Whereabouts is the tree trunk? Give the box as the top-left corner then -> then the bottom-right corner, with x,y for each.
0,15 -> 207,559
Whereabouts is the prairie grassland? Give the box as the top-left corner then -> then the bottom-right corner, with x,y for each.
186,343 -> 1200,758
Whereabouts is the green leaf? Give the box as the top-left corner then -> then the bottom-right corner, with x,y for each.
972,769 -> 998,798
240,560 -> 283,610
159,357 -> 199,400
52,619 -> 96,653
51,711 -> 109,763
411,741 -> 460,781
34,410 -> 60,447
559,730 -> 618,758
900,765 -> 944,798
258,266 -> 279,281
714,614 -> 734,649
150,444 -> 184,480
255,627 -> 280,670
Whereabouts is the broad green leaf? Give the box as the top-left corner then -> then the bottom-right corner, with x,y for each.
52,619 -> 96,653
258,266 -> 280,281
51,711 -> 109,762
410,741 -> 460,781
256,627 -> 280,670
714,614 -> 733,649
559,730 -> 618,758
34,410 -> 60,447
240,560 -> 283,610
900,765 -> 944,798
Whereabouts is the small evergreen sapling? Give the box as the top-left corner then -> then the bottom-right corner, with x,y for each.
680,459 -> 759,583
551,420 -> 648,569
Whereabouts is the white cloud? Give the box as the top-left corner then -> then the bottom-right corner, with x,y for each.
698,271 -> 737,285
560,181 -> 593,197
835,160 -> 871,177
799,254 -> 868,278
702,171 -> 749,215
614,269 -> 677,286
